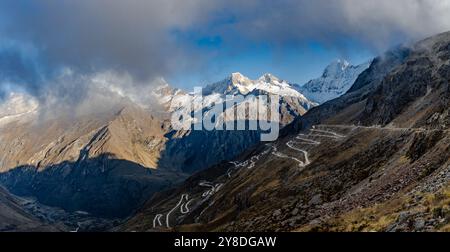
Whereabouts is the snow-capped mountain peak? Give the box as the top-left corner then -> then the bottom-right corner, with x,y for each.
204,72 -> 312,100
322,59 -> 351,78
230,72 -> 251,85
258,73 -> 282,83
153,72 -> 318,126
299,59 -> 371,104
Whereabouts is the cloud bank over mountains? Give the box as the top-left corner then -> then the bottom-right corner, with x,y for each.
1,0 -> 450,106
220,0 -> 450,48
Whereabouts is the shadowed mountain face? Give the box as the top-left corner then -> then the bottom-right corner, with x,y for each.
0,186 -> 60,232
0,185 -> 117,232
158,128 -> 261,174
121,32 -> 450,232
0,155 -> 186,218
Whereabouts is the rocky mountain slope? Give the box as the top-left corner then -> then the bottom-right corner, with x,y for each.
121,32 -> 450,232
0,99 -> 186,218
299,60 -> 371,104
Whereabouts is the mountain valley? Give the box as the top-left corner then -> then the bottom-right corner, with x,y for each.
0,71 -> 320,224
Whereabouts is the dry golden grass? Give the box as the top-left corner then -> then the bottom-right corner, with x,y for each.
297,183 -> 449,232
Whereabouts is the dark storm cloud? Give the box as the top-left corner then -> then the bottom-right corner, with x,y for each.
0,0 -> 217,83
0,41 -> 46,99
213,0 -> 450,51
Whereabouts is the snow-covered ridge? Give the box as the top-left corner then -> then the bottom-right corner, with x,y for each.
204,72 -> 313,101
152,73 -> 318,126
298,59 -> 371,104
0,92 -> 39,125
154,73 -> 318,110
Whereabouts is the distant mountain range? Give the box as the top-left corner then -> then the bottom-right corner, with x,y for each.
152,65 -> 372,128
154,72 -> 318,126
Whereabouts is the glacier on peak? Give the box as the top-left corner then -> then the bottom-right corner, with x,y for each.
152,72 -> 318,126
